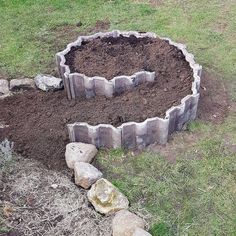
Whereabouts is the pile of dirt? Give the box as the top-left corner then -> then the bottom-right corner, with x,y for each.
0,72 -> 228,170
0,81 -> 189,170
65,35 -> 193,81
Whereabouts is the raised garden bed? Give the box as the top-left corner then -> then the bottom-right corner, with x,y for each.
57,31 -> 202,149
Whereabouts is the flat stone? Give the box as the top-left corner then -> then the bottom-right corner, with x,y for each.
0,80 -> 9,95
112,210 -> 146,236
34,74 -> 63,91
74,162 -> 103,189
132,228 -> 152,236
10,78 -> 35,91
65,142 -> 98,169
87,178 -> 129,215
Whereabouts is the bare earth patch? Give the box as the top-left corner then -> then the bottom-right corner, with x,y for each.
197,70 -> 229,124
0,156 -> 112,236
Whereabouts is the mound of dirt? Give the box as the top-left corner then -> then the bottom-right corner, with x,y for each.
197,71 -> 229,123
0,71 -> 228,170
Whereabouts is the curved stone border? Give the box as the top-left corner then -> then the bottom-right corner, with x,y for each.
59,30 -> 202,148
56,31 -> 157,99
65,142 -> 151,235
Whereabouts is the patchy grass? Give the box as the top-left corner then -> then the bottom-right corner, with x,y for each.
97,119 -> 236,235
97,113 -> 236,235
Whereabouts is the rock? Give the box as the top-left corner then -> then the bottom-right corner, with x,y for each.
51,184 -> 58,189
74,162 -> 102,189
87,178 -> 129,215
34,74 -> 63,91
132,228 -> 152,236
112,210 -> 146,236
65,142 -> 98,169
0,79 -> 9,95
10,78 -> 35,91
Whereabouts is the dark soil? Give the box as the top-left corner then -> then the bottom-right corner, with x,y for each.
197,70 -> 229,123
65,35 -> 193,80
0,71 -> 228,170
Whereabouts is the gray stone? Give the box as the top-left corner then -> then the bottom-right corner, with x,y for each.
65,142 -> 98,169
74,162 -> 103,189
34,74 -> 63,91
0,80 -> 9,96
10,78 -> 35,91
132,228 -> 152,236
112,210 -> 146,236
87,178 -> 129,215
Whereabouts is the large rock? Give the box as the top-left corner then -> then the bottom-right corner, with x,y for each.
0,80 -> 9,95
87,178 -> 129,215
34,74 -> 63,91
74,162 -> 102,189
65,142 -> 98,169
10,78 -> 35,91
132,228 -> 152,236
112,210 -> 146,236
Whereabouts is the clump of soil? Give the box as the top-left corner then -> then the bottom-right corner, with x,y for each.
65,35 -> 193,80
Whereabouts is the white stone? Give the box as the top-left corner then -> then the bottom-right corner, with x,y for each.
74,162 -> 102,189
51,184 -> 58,189
0,80 -> 9,95
34,74 -> 63,91
87,178 -> 129,215
112,210 -> 146,236
10,78 -> 35,91
112,210 -> 145,236
132,228 -> 152,236
65,142 -> 98,169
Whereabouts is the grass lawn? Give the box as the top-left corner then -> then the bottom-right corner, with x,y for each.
1,0 -> 236,235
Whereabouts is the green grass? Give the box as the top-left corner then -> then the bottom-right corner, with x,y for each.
0,0 -> 236,84
97,126 -> 236,235
1,0 -> 236,235
96,113 -> 236,235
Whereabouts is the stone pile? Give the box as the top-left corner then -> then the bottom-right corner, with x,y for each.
65,141 -> 152,235
0,74 -> 63,99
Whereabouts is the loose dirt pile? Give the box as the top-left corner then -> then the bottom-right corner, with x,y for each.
0,72 -> 228,170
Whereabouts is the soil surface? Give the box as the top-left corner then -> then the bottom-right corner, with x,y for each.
0,81 -> 189,170
0,71 -> 228,170
197,70 -> 229,123
65,35 -> 193,81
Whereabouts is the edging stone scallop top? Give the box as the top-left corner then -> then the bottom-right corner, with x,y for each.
57,30 -> 202,149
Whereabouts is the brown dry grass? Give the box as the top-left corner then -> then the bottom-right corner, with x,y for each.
0,154 -> 112,236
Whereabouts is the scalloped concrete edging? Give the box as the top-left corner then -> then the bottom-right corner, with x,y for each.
63,30 -> 202,148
